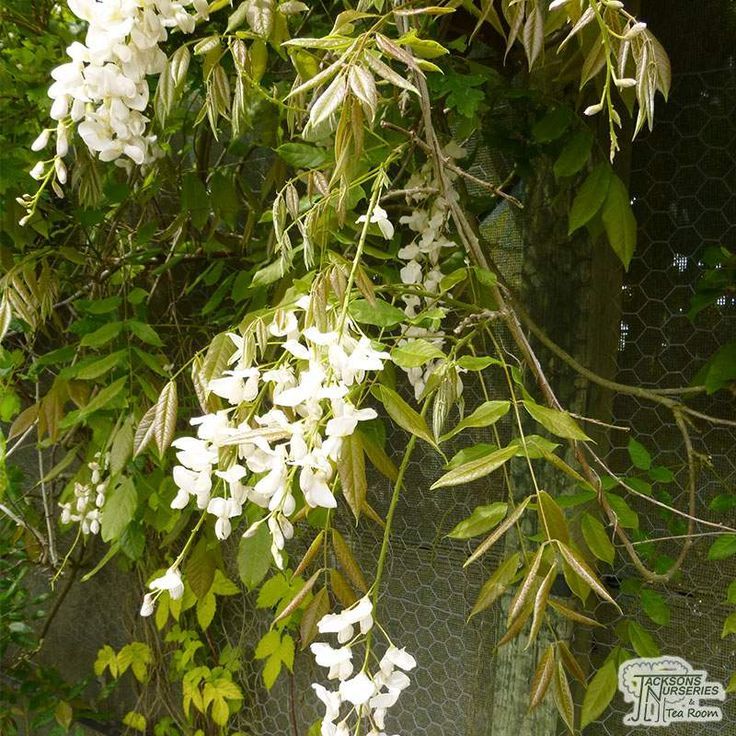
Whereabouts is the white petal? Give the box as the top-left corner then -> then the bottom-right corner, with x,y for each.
339,673 -> 375,705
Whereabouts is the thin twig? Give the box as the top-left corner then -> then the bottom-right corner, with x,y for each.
36,382 -> 58,568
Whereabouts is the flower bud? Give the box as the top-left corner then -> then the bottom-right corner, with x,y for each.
29,161 -> 46,180
31,129 -> 51,152
624,22 -> 647,39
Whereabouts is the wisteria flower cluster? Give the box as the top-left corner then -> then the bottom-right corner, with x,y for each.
59,451 -> 109,536
30,0 -> 206,187
311,596 -> 416,736
396,145 -> 465,400
164,294 -> 389,575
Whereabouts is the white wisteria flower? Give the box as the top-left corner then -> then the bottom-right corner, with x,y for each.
148,566 -> 184,600
357,205 -> 395,240
31,0 -> 207,193
311,596 -> 416,736
317,596 -> 374,643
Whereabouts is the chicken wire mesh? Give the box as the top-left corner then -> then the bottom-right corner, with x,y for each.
583,64 -> 736,736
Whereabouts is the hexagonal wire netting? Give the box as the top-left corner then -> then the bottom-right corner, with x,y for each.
215,67 -> 736,736
587,66 -> 736,736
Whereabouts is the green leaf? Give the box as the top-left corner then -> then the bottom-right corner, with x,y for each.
440,400 -> 510,442
54,701 -> 73,731
581,512 -> 615,565
262,652 -> 282,690
708,534 -> 736,560
699,342 -> 736,394
372,384 -> 436,448
447,503 -> 508,539
73,350 -> 126,380
648,465 -> 674,483
185,540 -> 217,599
431,444 -> 517,489
80,321 -> 123,348
60,376 -> 128,428
532,106 -> 573,143
126,320 -> 164,347
391,339 -> 445,369
523,400 -> 590,441
456,356 -> 502,371
568,163 -> 611,234
722,612 -> 736,638
726,580 -> 736,604
255,630 -> 281,659
640,589 -> 670,626
237,524 -> 271,589
628,621 -> 659,657
537,490 -> 569,543
580,660 -> 617,728
94,644 -> 119,677
350,298 -> 406,328
122,712 -> 146,732
604,492 -> 639,529
196,591 -> 217,630
100,477 -> 137,542
627,438 -> 651,470
554,130 -> 593,178
117,642 -> 152,682
276,142 -> 331,169
601,174 -> 637,269
78,296 -> 122,314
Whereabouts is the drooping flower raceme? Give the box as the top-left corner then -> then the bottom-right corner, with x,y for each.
59,451 -> 110,536
310,596 -> 416,736
396,144 -> 466,401
139,292 -> 390,617
31,0 -> 206,186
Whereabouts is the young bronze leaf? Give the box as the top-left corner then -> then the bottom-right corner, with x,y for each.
332,529 -> 368,593
300,586 -> 329,649
468,552 -> 521,620
293,531 -> 324,578
330,568 -> 357,608
153,380 -> 178,455
557,542 -> 621,612
557,641 -> 587,684
497,602 -> 532,648
133,403 -> 157,458
508,546 -> 544,624
529,644 -> 555,710
359,427 -> 399,482
526,563 -> 557,649
548,598 -> 602,628
338,432 -> 367,521
465,496 -> 531,567
553,659 -> 575,734
273,568 -> 321,625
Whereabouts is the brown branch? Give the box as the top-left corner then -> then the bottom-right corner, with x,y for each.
381,120 -> 523,208
410,71 -> 715,585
